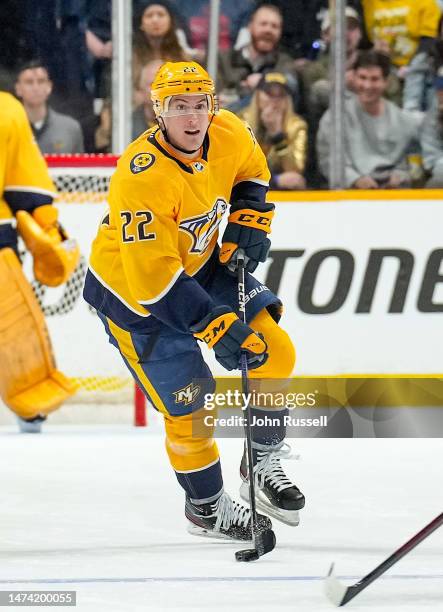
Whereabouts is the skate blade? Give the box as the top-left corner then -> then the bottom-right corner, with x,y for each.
17,418 -> 43,434
187,522 -> 252,542
240,482 -> 300,527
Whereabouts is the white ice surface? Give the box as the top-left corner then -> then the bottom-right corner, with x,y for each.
0,424 -> 442,611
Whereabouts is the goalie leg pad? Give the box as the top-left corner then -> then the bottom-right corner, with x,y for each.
0,248 -> 76,418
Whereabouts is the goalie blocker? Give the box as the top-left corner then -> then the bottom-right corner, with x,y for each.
0,248 -> 77,419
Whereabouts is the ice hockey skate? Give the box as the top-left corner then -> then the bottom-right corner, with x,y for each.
240,442 -> 305,526
17,414 -> 46,434
186,491 -> 272,541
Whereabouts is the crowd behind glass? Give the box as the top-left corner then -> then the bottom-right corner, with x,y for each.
2,0 -> 443,190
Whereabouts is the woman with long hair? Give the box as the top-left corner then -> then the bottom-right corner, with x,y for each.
240,72 -> 308,190
133,1 -> 190,104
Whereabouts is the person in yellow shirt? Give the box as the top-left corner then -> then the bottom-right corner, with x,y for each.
363,0 -> 441,112
0,92 -> 79,433
363,0 -> 441,68
84,61 -> 305,542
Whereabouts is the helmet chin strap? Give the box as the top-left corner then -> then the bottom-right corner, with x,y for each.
157,114 -> 215,155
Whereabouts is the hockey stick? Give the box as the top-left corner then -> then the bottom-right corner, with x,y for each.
235,252 -> 276,562
325,511 -> 443,606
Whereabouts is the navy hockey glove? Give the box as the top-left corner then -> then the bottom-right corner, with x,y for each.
191,305 -> 268,371
219,199 -> 275,274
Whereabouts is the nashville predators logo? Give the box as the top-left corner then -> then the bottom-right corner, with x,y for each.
179,198 -> 228,254
173,383 -> 201,406
130,153 -> 155,174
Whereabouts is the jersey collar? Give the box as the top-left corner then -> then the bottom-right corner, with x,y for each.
148,128 -> 209,174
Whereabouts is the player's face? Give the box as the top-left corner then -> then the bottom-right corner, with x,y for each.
163,95 -> 210,153
15,68 -> 52,107
354,66 -> 387,106
141,5 -> 171,38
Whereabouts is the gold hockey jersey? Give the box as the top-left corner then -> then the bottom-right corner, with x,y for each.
84,109 -> 270,332
0,92 -> 55,224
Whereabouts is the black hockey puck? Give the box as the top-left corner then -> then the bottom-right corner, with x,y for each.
235,549 -> 260,562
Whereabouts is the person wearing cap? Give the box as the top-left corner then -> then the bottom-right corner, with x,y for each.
301,6 -> 402,123
317,50 -> 421,189
300,6 -> 402,187
218,4 -> 299,108
84,61 -> 305,542
300,7 -> 368,186
240,71 -> 307,189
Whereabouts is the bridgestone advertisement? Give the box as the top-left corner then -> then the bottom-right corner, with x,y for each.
28,197 -> 443,389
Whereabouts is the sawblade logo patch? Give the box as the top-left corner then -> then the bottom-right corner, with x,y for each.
130,153 -> 155,174
179,198 -> 228,254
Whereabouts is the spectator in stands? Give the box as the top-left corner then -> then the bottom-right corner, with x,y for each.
218,4 -> 298,108
85,0 -> 112,99
240,72 -> 307,189
132,59 -> 164,138
240,71 -> 307,190
301,8 -> 364,124
174,0 -> 253,55
0,0 -> 33,91
133,0 -> 189,97
421,61 -> 443,186
22,0 -> 62,89
301,7 -> 402,118
300,6 -> 387,188
263,0 -> 365,63
15,61 -> 84,154
317,51 -> 421,189
362,0 -> 441,112
94,98 -> 112,153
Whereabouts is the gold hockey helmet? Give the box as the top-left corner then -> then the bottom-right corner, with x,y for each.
151,61 -> 218,117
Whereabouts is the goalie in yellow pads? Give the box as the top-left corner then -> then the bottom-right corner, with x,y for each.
0,92 -> 79,432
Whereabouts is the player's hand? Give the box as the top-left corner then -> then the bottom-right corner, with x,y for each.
191,306 -> 268,371
219,199 -> 274,274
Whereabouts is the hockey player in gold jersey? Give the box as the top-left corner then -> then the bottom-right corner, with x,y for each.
84,62 -> 305,541
0,92 -> 79,432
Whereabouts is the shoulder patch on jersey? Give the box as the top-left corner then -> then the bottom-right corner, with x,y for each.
130,153 -> 155,174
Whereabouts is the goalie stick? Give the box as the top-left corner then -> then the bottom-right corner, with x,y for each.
324,511 -> 443,606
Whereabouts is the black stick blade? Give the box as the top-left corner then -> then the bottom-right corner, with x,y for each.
235,549 -> 259,562
235,529 -> 276,562
255,528 -> 277,556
